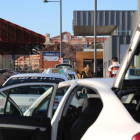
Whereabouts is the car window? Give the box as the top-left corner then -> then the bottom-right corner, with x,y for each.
125,46 -> 140,80
32,94 -> 51,117
61,86 -> 103,140
32,86 -> 70,117
0,85 -> 54,115
67,74 -> 75,80
53,86 -> 70,109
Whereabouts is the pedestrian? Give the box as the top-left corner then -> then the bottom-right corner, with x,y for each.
75,70 -> 82,79
107,57 -> 120,78
82,64 -> 93,78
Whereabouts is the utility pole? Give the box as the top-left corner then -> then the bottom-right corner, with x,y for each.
43,0 -> 62,58
94,0 -> 97,77
60,0 -> 62,58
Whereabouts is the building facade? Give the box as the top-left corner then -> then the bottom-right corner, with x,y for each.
73,10 -> 136,77
41,32 -> 107,72
45,32 -> 107,45
15,55 -> 40,72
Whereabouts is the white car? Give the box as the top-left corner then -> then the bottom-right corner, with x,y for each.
0,20 -> 140,140
3,73 -> 67,87
42,68 -> 78,80
1,73 -> 67,113
0,77 -> 139,140
55,63 -> 73,69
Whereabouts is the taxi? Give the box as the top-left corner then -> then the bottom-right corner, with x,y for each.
1,73 -> 67,113
42,67 -> 78,80
55,63 -> 73,69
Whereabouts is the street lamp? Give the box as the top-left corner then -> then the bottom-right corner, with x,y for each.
43,0 -> 62,58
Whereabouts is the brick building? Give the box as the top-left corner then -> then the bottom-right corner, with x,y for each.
15,55 -> 40,72
15,32 -> 107,72
40,32 -> 107,72
45,32 -> 107,45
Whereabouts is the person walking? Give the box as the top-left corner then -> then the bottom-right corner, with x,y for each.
82,64 -> 93,78
107,57 -> 120,78
75,70 -> 82,79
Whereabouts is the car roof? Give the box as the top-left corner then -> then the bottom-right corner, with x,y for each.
9,73 -> 67,79
3,73 -> 68,87
55,63 -> 72,67
59,78 -> 114,87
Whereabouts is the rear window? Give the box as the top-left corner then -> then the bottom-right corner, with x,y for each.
67,74 -> 75,80
4,76 -> 65,86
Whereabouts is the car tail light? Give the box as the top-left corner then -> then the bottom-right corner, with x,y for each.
132,132 -> 140,140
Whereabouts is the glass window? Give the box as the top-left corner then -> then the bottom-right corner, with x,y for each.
32,94 -> 51,117
32,86 -> 70,117
67,74 -> 75,80
0,85 -> 54,115
61,86 -> 103,140
53,87 -> 70,109
125,45 -> 140,79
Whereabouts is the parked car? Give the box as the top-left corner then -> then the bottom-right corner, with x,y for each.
42,68 -> 78,80
0,77 -> 139,140
1,73 -> 67,113
3,73 -> 67,87
55,63 -> 73,69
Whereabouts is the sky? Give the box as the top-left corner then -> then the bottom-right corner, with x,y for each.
0,0 -> 138,37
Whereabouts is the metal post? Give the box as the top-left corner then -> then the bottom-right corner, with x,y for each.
18,59 -> 19,71
43,0 -> 62,57
94,0 -> 97,77
60,0 -> 62,58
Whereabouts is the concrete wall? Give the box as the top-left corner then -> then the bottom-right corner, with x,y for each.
103,36 -> 112,77
138,0 -> 140,19
130,0 -> 140,37
103,35 -> 130,77
131,11 -> 138,37
0,57 -> 12,69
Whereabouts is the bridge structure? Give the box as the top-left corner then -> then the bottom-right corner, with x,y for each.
0,18 -> 45,55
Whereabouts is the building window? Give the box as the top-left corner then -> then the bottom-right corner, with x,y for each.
63,35 -> 69,42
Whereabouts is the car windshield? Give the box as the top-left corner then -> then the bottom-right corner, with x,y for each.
55,64 -> 72,69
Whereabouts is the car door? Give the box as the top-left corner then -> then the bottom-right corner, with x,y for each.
0,82 -> 58,140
